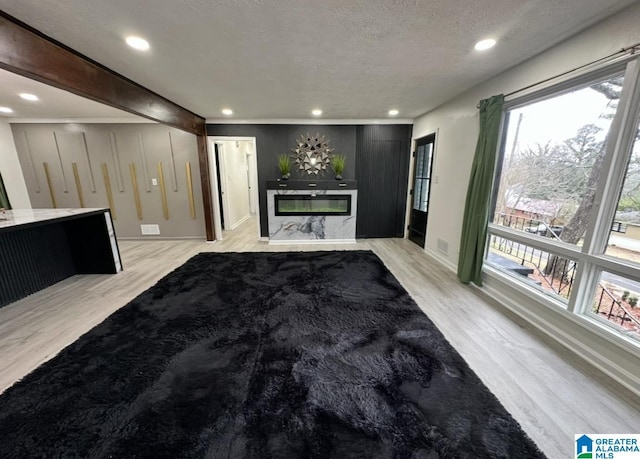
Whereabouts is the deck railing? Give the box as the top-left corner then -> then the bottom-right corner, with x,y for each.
594,285 -> 640,331
489,235 -> 576,298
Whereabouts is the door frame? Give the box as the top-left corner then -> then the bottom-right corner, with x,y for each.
207,136 -> 260,241
405,129 -> 438,244
214,142 -> 232,232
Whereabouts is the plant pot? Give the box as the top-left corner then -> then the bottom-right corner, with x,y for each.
335,175 -> 343,180
281,174 -> 290,180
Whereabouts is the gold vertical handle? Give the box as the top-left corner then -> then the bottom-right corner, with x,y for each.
101,163 -> 116,219
186,162 -> 196,219
129,163 -> 143,220
43,162 -> 57,208
157,162 -> 169,219
72,163 -> 85,208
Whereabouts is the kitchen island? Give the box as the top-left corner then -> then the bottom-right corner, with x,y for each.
0,208 -> 121,308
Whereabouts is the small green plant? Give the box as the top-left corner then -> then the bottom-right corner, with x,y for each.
278,154 -> 290,177
331,154 -> 346,178
628,296 -> 638,307
622,290 -> 630,301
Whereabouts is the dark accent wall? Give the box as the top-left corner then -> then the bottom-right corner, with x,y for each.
206,123 -> 412,238
207,124 -> 357,237
356,125 -> 412,238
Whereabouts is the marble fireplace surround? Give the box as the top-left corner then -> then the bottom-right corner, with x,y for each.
267,180 -> 357,243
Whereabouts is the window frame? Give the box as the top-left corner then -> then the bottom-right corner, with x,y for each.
485,56 -> 640,344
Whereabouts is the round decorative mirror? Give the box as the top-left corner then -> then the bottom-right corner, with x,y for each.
292,133 -> 334,175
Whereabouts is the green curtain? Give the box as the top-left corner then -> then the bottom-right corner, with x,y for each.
0,172 -> 11,210
457,94 -> 504,286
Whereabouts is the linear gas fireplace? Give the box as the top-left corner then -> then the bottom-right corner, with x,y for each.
275,195 -> 351,216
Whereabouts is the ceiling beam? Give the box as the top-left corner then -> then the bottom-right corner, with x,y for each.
0,11 -> 215,240
0,12 -> 205,136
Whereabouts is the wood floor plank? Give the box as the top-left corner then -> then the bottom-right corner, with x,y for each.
0,216 -> 638,458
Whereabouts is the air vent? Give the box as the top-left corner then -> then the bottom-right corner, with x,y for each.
437,238 -> 449,254
141,224 -> 160,235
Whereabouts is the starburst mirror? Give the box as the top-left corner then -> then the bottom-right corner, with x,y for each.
291,133 -> 334,175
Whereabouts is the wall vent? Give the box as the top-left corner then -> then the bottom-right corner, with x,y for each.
141,224 -> 160,235
437,238 -> 449,254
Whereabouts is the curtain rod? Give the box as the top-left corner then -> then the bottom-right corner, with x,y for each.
476,42 -> 640,109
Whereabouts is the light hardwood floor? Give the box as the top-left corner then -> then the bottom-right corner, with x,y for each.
1,216 -> 638,458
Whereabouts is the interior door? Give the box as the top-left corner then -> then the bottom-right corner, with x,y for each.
408,134 -> 436,247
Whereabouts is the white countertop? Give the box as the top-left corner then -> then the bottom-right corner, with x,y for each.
0,208 -> 108,230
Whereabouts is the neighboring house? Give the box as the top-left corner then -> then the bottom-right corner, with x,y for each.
504,196 -> 563,223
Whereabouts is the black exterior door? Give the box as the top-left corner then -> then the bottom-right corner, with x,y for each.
408,134 -> 435,247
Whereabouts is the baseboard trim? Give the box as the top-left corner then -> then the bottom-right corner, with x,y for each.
118,236 -> 205,241
421,246 -> 640,397
424,247 -> 456,273
268,239 -> 357,245
478,276 -> 640,398
229,214 -> 251,230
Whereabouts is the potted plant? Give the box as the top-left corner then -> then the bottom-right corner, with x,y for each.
278,154 -> 291,180
331,154 -> 346,180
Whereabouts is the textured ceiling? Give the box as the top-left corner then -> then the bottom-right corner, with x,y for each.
0,0 -> 637,120
0,69 -> 140,120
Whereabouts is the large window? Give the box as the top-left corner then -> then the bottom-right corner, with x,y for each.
486,58 -> 640,341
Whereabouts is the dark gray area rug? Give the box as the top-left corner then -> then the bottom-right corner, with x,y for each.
0,251 -> 545,458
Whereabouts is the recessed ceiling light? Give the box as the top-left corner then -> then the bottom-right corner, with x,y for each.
19,93 -> 39,101
388,109 -> 399,116
0,107 -> 13,113
125,36 -> 150,51
312,109 -> 322,116
474,38 -> 496,51
222,108 -> 233,115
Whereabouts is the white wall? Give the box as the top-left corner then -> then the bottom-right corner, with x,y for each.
220,141 -> 251,229
413,2 -> 640,269
0,121 -> 31,208
412,3 -> 640,395
239,140 -> 258,214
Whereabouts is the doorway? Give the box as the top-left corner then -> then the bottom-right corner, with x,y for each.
208,137 -> 260,240
408,133 -> 436,247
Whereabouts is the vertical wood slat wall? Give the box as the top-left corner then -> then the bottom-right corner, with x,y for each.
355,125 -> 413,238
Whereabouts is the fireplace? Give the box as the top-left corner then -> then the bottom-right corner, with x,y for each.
267,180 -> 357,242
275,195 -> 351,216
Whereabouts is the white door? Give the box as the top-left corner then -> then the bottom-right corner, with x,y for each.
243,142 -> 258,214
218,141 -> 251,229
